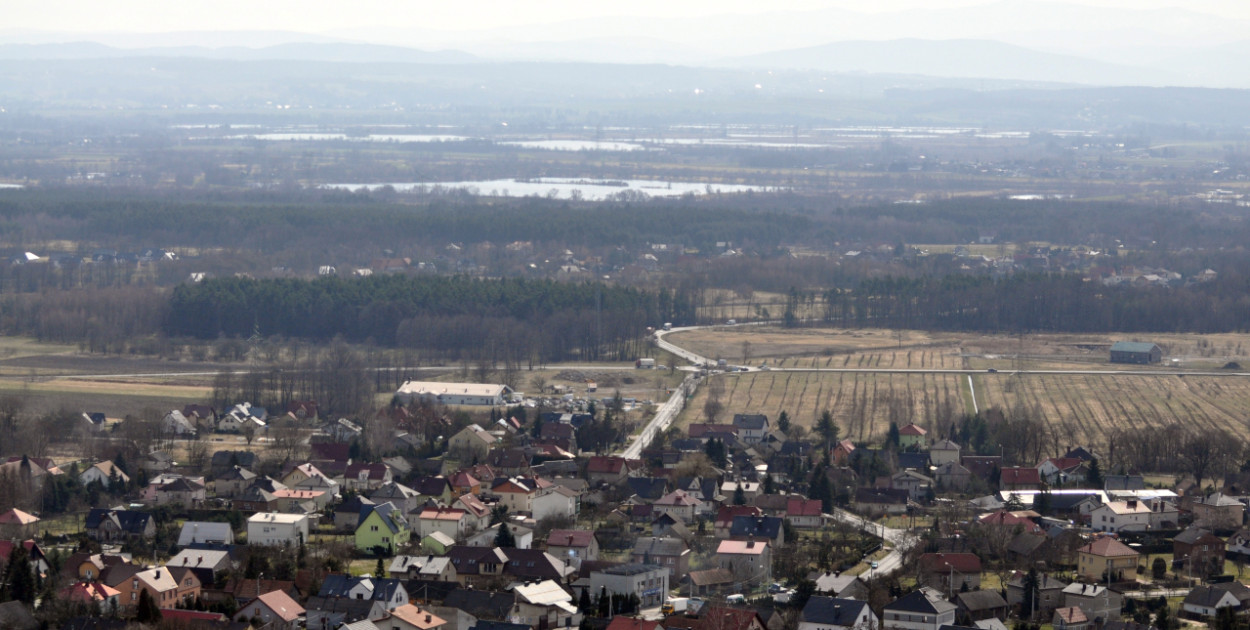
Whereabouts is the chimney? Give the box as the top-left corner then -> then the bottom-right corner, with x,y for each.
427,615 -> 433,623
1127,500 -> 1137,509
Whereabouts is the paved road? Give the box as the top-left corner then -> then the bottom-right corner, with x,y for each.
829,507 -> 917,579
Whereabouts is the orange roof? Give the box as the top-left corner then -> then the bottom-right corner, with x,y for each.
899,423 -> 927,436
390,603 -> 447,629
717,539 -> 769,555
419,507 -> 466,521
60,581 -> 120,603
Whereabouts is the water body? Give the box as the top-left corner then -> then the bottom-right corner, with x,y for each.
323,177 -> 768,201
500,140 -> 646,152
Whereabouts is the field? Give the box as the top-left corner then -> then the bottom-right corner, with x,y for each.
673,326 -> 1250,454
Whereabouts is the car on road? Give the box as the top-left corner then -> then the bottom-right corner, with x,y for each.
767,583 -> 784,594
870,561 -> 879,569
987,368 -> 997,373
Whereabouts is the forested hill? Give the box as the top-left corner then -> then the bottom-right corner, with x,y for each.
165,275 -> 697,362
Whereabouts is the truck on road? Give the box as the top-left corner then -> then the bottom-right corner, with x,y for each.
661,597 -> 689,615
662,322 -> 672,331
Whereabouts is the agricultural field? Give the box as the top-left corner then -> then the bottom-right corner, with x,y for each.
672,326 -> 1250,451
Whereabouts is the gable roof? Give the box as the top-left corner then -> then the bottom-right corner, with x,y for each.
627,477 -> 670,501
256,590 -> 305,622
1079,537 -> 1139,558
689,567 -> 735,587
801,596 -> 872,627
361,502 -> 407,533
1000,467 -> 1042,485
656,489 -> 702,507
546,529 -> 596,549
733,414 -> 769,430
632,536 -> 686,557
919,553 -> 982,574
956,590 -> 1007,612
899,423 -> 928,436
1110,341 -> 1159,354
84,509 -> 151,534
730,515 -> 783,539
886,589 -> 957,615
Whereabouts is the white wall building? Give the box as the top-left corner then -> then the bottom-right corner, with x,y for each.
395,381 -> 511,406
246,513 -> 309,547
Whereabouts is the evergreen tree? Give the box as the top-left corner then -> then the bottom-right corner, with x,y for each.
1155,604 -> 1174,630
733,485 -> 746,506
815,410 -> 839,447
495,523 -> 516,548
1033,488 -> 1052,515
4,546 -> 35,604
1020,568 -> 1040,621
763,474 -> 775,495
376,555 -> 385,576
1087,458 -> 1104,489
578,587 -> 591,612
886,422 -> 901,449
136,589 -> 162,623
777,411 -> 791,433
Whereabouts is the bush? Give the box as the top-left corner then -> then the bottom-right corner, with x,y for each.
1152,557 -> 1167,579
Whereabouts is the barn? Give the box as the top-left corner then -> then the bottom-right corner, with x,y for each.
1109,341 -> 1162,364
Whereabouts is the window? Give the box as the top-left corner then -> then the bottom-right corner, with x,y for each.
372,526 -> 379,532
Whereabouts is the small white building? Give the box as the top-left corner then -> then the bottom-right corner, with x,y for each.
394,381 -> 511,407
246,513 -> 309,547
532,486 -> 579,522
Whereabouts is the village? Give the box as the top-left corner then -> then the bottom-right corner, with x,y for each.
0,328 -> 1244,630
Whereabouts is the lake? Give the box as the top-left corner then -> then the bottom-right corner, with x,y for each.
323,177 -> 769,201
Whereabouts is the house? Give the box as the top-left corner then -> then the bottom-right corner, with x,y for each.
882,588 -> 957,630
545,530 -> 599,570
139,450 -> 175,474
811,572 -> 869,600
305,596 -> 387,629
689,567 -> 736,597
631,537 -> 690,580
855,488 -> 909,515
416,507 -> 469,541
282,462 -> 341,498
215,466 -> 258,497
153,477 -> 206,508
273,487 -> 329,511
1090,500 -> 1152,533
716,506 -> 763,537
0,540 -> 47,577
389,555 -> 457,582
1109,342 -> 1161,364
454,493 -> 493,533
898,424 -> 928,449
85,509 -> 154,542
800,596 -> 878,630
1052,607 -> 1088,630
653,490 -> 702,523
491,477 -> 539,513
955,591 -> 1009,622
167,567 -> 203,608
929,440 -> 961,466
396,381 -> 511,407
380,603 -> 448,630
357,502 -> 412,553
448,425 -> 497,463
80,461 -> 130,489
211,451 -> 258,477
235,590 -> 304,630
373,482 -> 425,515
168,548 -> 233,587
729,515 -> 785,547
534,485 -> 579,521
0,508 -> 39,539
161,410 -> 198,436
1173,526 -> 1226,576
177,521 -> 233,546
1191,493 -> 1244,529
510,580 -> 580,629
892,470 -> 934,501
831,440 -> 856,466
999,467 -> 1042,491
587,456 -> 635,486
60,582 -> 122,614
1103,475 -> 1146,491
500,548 -> 574,583
934,463 -> 972,492
409,477 -> 453,505
732,414 -> 770,445
113,566 -> 185,610
590,563 -> 669,608
345,463 -> 393,491
247,513 -> 310,547
1182,586 -> 1240,618
1006,572 -> 1068,619
1061,583 -> 1122,624
320,574 -> 411,612
786,498 -> 824,528
673,476 -> 722,515
1076,537 -> 1139,581
422,531 -> 456,554
448,471 -> 482,497
715,539 -> 771,584
917,553 -> 981,592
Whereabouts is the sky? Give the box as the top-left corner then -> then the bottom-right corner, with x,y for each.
5,0 -> 1250,34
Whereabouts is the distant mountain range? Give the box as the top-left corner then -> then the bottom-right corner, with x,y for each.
2,26 -> 1249,88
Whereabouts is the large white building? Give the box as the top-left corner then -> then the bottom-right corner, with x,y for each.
246,513 -> 309,546
395,381 -> 511,406
589,563 -> 669,609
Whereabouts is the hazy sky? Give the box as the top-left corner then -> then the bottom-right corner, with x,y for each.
7,0 -> 1250,33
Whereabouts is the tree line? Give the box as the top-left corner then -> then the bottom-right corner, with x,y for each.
166,275 -> 697,361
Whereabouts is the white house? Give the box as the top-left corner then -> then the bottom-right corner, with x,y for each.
161,410 -> 198,436
532,486 -> 579,522
246,513 -> 309,546
1182,586 -> 1240,618
177,521 -> 233,546
589,563 -> 669,609
80,461 -> 130,489
1090,500 -> 1152,533
416,508 -> 470,540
